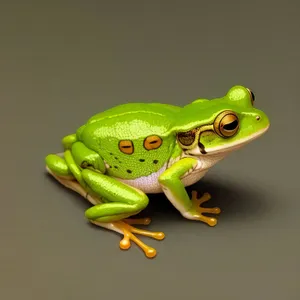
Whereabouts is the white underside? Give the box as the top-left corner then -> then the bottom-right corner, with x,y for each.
114,152 -> 226,194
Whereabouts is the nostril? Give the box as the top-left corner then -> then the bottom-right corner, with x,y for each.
256,115 -> 260,121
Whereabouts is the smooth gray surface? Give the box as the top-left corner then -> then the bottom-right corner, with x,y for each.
1,1 -> 299,299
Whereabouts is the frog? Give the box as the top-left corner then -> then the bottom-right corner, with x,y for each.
45,85 -> 270,258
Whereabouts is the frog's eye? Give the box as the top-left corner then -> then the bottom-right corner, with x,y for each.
144,135 -> 162,150
177,130 -> 196,146
246,88 -> 255,105
214,111 -> 239,138
119,140 -> 134,154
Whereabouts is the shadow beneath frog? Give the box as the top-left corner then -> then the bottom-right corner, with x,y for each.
45,174 -> 93,211
45,173 -> 272,226
137,177 -> 273,225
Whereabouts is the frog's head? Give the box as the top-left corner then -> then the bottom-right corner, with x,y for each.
175,85 -> 270,156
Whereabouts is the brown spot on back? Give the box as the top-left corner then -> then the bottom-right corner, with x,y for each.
144,135 -> 162,150
119,140 -> 134,154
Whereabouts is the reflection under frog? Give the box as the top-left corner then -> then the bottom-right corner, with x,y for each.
45,85 -> 270,258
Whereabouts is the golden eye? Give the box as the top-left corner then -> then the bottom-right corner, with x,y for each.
246,88 -> 255,106
177,130 -> 196,146
144,135 -> 162,150
214,111 -> 239,138
119,140 -> 134,154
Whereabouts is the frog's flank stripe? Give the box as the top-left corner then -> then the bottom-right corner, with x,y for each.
198,142 -> 207,154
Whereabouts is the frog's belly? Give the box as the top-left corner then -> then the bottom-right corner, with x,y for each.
114,165 -> 208,194
114,166 -> 166,194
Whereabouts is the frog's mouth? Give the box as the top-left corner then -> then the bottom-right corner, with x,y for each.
187,125 -> 270,156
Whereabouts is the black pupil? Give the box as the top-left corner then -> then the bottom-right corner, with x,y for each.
223,120 -> 238,131
251,91 -> 255,101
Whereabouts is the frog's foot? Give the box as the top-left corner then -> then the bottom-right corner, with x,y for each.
183,190 -> 221,226
90,219 -> 165,258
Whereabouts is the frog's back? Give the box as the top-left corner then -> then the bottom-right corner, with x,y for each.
80,102 -> 180,139
89,102 -> 179,126
76,102 -> 182,180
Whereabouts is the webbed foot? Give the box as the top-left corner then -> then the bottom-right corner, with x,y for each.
90,218 -> 165,258
183,190 -> 221,226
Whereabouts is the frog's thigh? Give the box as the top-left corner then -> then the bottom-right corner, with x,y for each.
82,169 -> 149,223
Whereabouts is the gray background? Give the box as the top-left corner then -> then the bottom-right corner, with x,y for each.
1,1 -> 299,299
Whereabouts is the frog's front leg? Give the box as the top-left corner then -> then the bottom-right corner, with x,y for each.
158,157 -> 221,226
82,170 -> 165,258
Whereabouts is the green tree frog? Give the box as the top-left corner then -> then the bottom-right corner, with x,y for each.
45,85 -> 270,258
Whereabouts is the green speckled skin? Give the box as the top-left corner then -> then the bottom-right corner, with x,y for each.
45,85 -> 270,258
76,103 -> 179,179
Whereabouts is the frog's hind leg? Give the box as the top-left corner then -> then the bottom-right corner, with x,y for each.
45,152 -> 102,205
82,169 -> 165,258
45,153 -> 74,179
45,153 -> 164,258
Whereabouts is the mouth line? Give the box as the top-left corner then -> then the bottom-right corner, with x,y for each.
185,124 -> 270,156
202,125 -> 270,154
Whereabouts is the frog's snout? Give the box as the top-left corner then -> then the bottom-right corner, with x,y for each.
254,110 -> 270,131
